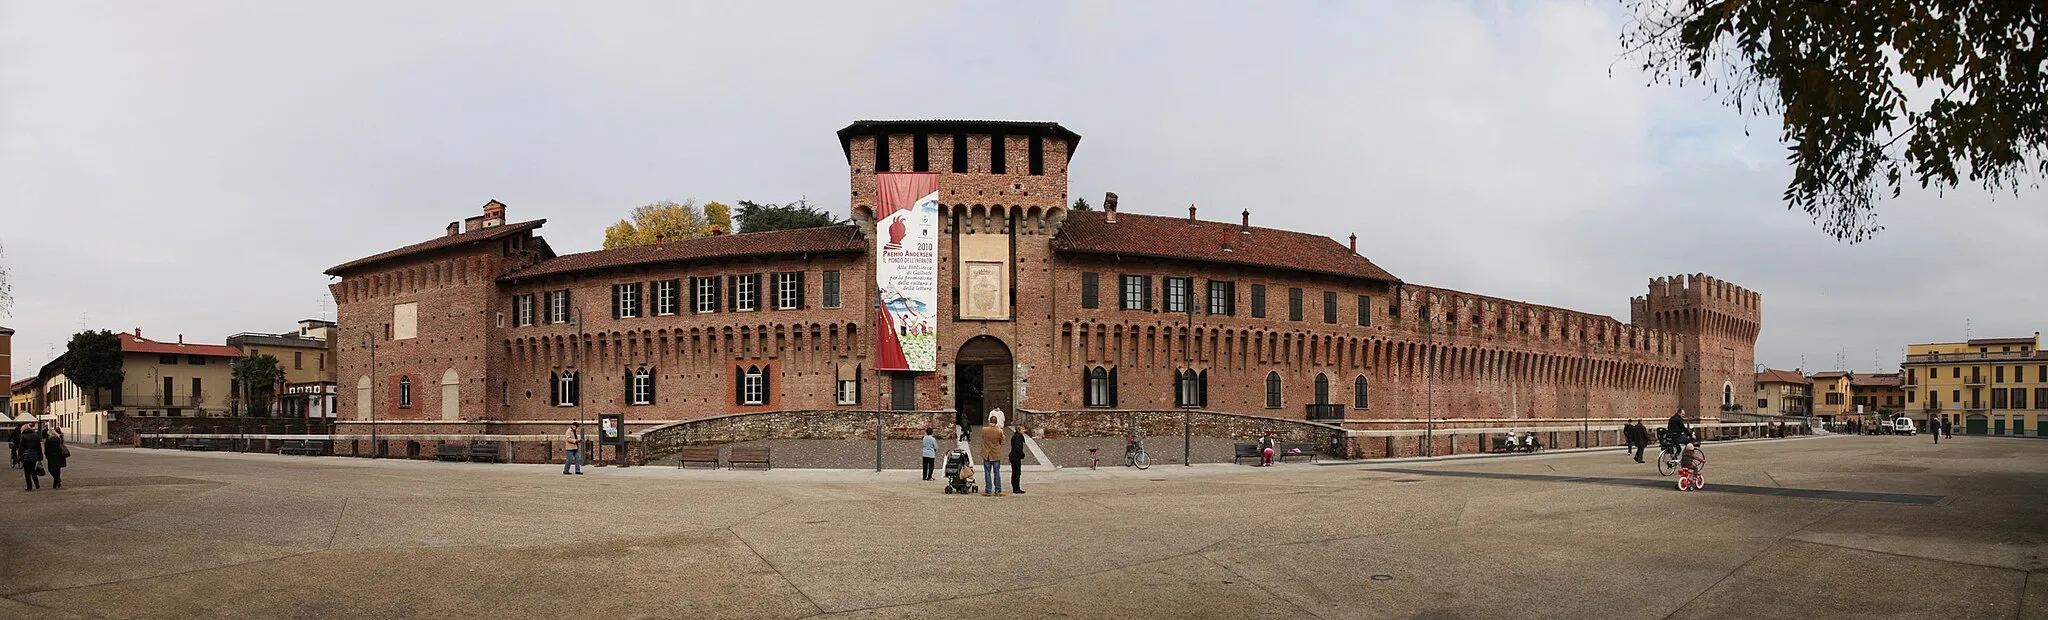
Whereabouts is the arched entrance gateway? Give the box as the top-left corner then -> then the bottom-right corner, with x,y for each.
954,336 -> 1014,428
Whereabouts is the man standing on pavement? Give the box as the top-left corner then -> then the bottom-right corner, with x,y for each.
1625,419 -> 1649,463
921,428 -> 938,481
562,423 -> 584,475
1008,424 -> 1027,494
980,409 -> 1005,497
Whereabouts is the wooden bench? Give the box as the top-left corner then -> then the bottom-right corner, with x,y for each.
278,440 -> 323,456
1232,443 -> 1262,465
467,443 -> 501,463
728,446 -> 771,469
1277,443 -> 1319,463
435,443 -> 469,462
678,446 -> 721,469
1489,437 -> 1519,453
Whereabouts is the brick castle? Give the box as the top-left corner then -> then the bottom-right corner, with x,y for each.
325,120 -> 1758,456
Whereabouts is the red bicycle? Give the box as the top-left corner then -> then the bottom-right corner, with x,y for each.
1676,443 -> 1706,491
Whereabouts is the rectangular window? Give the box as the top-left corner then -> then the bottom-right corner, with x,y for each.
990,134 -> 1006,174
1323,291 -> 1338,324
1758,398 -> 1770,409
774,272 -> 801,310
823,270 -> 842,308
1028,136 -> 1044,175
163,376 -> 174,405
912,133 -> 929,172
2037,388 -> 2048,409
951,133 -> 968,173
191,378 -> 202,404
318,353 -> 325,370
1084,367 -> 1117,407
1907,369 -> 1916,385
515,294 -> 535,326
1119,275 -> 1148,311
548,290 -> 570,323
735,274 -> 758,311
837,379 -> 859,405
2039,365 -> 2046,383
890,374 -> 915,411
294,351 -> 303,370
1953,367 -> 1961,378
873,133 -> 890,172
1994,389 -> 2009,409
189,355 -> 206,365
630,371 -> 652,405
554,371 -> 579,407
1207,280 -> 1234,316
1953,389 -> 1962,404
1251,284 -> 1267,318
743,367 -> 766,405
1908,390 -> 1916,403
1998,366 -> 2006,383
694,277 -> 720,313
160,354 -> 178,365
614,283 -> 640,318
1357,295 -> 1372,326
655,280 -> 679,316
1163,277 -> 1190,313
1288,288 -> 1304,321
1081,272 -> 1100,309
2014,388 -> 2028,410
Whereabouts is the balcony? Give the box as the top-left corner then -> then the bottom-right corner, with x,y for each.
1304,404 -> 1346,422
1965,377 -> 1987,387
1907,351 -> 2039,363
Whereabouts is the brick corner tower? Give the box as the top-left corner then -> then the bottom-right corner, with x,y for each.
1631,274 -> 1761,422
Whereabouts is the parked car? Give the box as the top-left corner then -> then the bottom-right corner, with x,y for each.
1889,418 -> 1917,435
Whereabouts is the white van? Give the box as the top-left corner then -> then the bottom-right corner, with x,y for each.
1890,418 -> 1917,435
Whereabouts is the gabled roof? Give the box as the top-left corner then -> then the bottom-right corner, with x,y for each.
10,378 -> 35,393
119,332 -> 242,358
1809,371 -> 1851,380
1755,369 -> 1809,384
1052,210 -> 1401,284
326,219 -> 546,276
501,226 -> 868,282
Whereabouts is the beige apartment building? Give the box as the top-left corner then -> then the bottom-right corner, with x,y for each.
1902,334 -> 2046,436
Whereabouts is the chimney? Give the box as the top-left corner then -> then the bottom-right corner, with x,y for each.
711,226 -> 726,236
482,200 -> 506,224
134,328 -> 142,339
1189,203 -> 1198,222
177,334 -> 184,345
446,222 -> 460,237
1240,209 -> 1251,234
1103,192 -> 1118,223
1349,233 -> 1357,253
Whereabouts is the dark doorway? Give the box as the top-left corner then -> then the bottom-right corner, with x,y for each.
954,336 -> 1014,427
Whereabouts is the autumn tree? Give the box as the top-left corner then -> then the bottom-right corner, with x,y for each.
602,200 -> 710,249
1625,0 -> 2047,242
735,199 -> 845,233
704,201 -> 733,234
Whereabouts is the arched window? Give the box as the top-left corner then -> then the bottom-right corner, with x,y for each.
397,376 -> 413,408
552,370 -> 579,407
1085,366 -> 1116,407
1723,382 -> 1734,409
1314,373 -> 1330,405
629,367 -> 654,405
1174,369 -> 1207,408
740,365 -> 766,405
1265,372 -> 1282,408
1354,376 -> 1369,409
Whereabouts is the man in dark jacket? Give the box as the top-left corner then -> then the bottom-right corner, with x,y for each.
1624,420 -> 1649,463
15,424 -> 45,491
1667,410 -> 1691,445
1008,425 -> 1028,495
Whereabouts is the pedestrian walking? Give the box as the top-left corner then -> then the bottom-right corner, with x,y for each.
1943,418 -> 1953,438
980,409 -> 1005,497
1625,419 -> 1649,463
15,424 -> 44,491
7,423 -> 18,469
1008,424 -> 1027,494
42,428 -> 69,489
921,428 -> 938,481
561,423 -> 584,475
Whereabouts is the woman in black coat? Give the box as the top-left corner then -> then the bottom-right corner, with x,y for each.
15,424 -> 44,491
43,428 -> 69,489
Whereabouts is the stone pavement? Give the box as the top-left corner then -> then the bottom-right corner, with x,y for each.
2,436 -> 2043,619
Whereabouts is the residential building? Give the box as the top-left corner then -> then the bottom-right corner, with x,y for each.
10,377 -> 35,421
1902,333 -> 2046,436
1850,372 -> 1904,415
226,319 -> 339,418
42,330 -> 244,442
1753,368 -> 1810,417
1809,371 -> 1855,423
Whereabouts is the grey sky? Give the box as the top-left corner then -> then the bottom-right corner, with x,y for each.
3,1 -> 2043,380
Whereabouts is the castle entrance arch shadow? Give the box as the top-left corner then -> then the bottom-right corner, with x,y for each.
954,336 -> 1014,428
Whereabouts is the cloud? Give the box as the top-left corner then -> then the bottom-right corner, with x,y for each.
2,0 -> 2042,381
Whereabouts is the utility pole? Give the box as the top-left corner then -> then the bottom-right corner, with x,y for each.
574,307 -> 588,467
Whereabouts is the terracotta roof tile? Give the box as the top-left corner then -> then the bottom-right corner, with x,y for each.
502,226 -> 868,281
1754,368 -> 1809,384
1809,371 -> 1851,379
1851,373 -> 1901,387
1052,211 -> 1400,283
327,220 -> 546,275
119,332 -> 242,358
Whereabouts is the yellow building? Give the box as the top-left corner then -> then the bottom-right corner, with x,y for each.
1902,333 -> 2046,436
226,319 -> 339,417
10,377 -> 35,421
1809,371 -> 1856,423
1753,369 -> 1811,417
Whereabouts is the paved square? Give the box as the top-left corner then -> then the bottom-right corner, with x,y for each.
3,436 -> 2044,619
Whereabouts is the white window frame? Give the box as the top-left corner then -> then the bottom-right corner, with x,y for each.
736,275 -> 758,312
695,278 -> 717,313
617,284 -> 639,318
1120,276 -> 1145,311
836,379 -> 858,405
555,372 -> 576,407
655,281 -> 678,316
631,369 -> 652,405
516,295 -> 534,326
775,273 -> 799,310
549,291 -> 568,324
743,367 -> 765,405
398,376 -> 413,408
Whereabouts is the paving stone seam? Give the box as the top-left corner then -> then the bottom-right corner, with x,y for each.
1195,553 -> 1330,620
1,594 -> 100,620
1656,504 -> 1848,620
11,549 -> 327,599
727,526 -> 826,617
1782,536 -> 2036,573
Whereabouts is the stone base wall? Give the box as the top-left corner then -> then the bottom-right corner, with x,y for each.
630,410 -> 958,464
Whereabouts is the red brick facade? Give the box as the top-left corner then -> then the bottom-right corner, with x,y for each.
325,120 -> 1758,439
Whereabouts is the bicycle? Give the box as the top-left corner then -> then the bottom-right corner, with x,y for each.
1656,437 -> 1682,477
1124,436 -> 1150,470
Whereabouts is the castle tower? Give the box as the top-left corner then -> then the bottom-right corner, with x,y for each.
1631,274 -> 1762,420
835,121 -> 1080,422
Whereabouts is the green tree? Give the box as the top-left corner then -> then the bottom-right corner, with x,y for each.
62,330 -> 124,409
1624,0 -> 2048,242
703,201 -> 733,234
231,353 -> 286,417
735,199 -> 846,233
602,200 -> 710,249
1070,197 -> 1093,211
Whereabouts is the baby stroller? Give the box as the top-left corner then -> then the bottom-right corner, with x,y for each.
941,449 -> 978,495
1676,442 -> 1706,491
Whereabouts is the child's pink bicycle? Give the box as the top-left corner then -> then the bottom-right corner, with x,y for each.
1676,443 -> 1706,491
